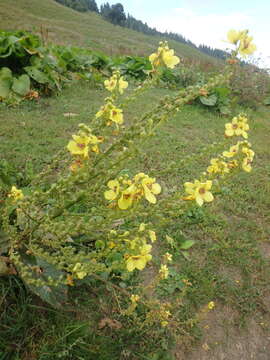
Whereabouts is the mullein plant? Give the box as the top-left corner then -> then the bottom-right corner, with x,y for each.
1,32 -> 255,327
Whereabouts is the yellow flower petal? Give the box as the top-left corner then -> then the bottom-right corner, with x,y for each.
104,190 -> 117,200
204,191 -> 214,202
149,230 -> 156,243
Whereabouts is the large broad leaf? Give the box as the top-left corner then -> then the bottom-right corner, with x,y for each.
214,87 -> 230,97
0,67 -> 13,98
180,239 -> 195,250
19,252 -> 68,308
219,105 -> 231,115
0,77 -> 12,98
24,66 -> 49,84
12,74 -> 30,96
199,94 -> 218,106
28,257 -> 68,308
0,35 -> 19,58
0,67 -> 12,78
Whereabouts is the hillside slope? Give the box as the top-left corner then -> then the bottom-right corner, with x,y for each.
0,0 -> 218,63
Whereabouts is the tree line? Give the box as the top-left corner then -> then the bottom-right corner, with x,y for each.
54,0 -> 229,60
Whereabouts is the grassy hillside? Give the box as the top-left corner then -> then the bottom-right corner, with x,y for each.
0,0 -> 218,63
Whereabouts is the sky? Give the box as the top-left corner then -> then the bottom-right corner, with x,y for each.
96,0 -> 270,68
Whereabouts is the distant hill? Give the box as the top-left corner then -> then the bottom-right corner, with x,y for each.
0,0 -> 220,65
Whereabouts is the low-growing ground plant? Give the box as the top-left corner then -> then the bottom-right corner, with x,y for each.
0,30 -> 260,356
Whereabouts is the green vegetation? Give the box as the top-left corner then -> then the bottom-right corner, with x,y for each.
1,79 -> 270,358
1,1 -> 270,359
54,0 -> 99,13
0,0 -> 219,64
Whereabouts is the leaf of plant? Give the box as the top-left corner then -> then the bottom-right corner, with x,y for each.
180,240 -> 195,250
23,257 -> 68,308
24,66 -> 49,84
0,77 -> 11,98
12,74 -> 30,96
263,97 -> 270,105
27,282 -> 67,308
0,67 -> 12,79
219,106 -> 231,115
199,94 -> 217,106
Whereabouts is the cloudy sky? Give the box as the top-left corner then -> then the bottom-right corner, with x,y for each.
96,0 -> 269,68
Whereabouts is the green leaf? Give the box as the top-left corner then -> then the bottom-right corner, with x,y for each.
12,74 -> 30,96
263,97 -> 270,105
180,240 -> 195,250
0,77 -> 12,98
219,106 -> 231,115
199,94 -> 218,106
0,67 -> 12,79
28,282 -> 67,309
21,256 -> 67,308
214,87 -> 230,97
24,66 -> 49,84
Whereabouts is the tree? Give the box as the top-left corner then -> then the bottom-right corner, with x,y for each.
87,0 -> 99,12
100,3 -> 126,26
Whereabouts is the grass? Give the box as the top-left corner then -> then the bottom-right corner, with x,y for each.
0,0 -> 219,65
0,79 -> 270,359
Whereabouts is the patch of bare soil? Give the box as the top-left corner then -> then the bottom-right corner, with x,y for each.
259,241 -> 270,260
173,304 -> 270,360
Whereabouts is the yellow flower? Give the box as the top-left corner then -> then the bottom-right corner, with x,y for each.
108,241 -> 116,249
149,42 -> 180,69
73,263 -> 87,279
118,184 -> 137,210
139,223 -> 146,232
104,179 -> 120,200
95,104 -> 109,119
227,29 -> 243,44
141,176 -> 161,204
67,134 -> 91,158
207,158 -> 229,175
126,244 -> 152,271
8,186 -> 24,201
162,49 -> 180,69
104,77 -> 117,92
159,264 -> 169,279
242,147 -> 254,160
225,116 -> 249,139
109,106 -> 123,125
149,52 -> 160,68
149,230 -> 156,243
239,35 -> 257,56
184,180 -> 214,206
88,134 -> 103,153
208,301 -> 215,310
223,143 -> 240,158
104,72 -> 128,94
164,253 -> 173,262
130,294 -> 140,303
119,77 -> 128,94
227,160 -> 239,169
161,321 -> 169,327
242,157 -> 253,172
